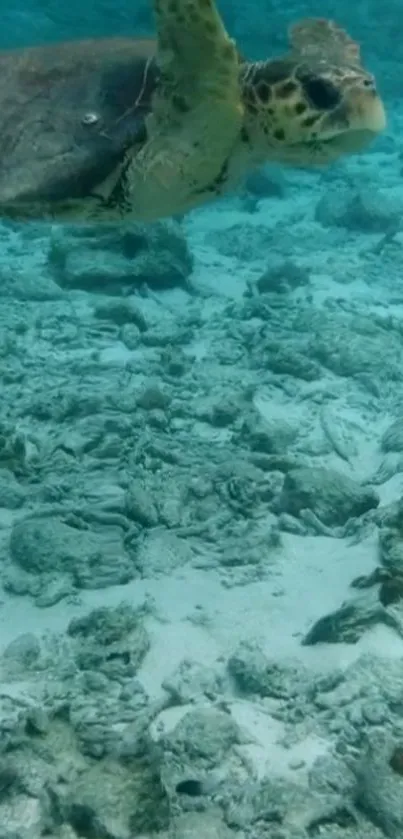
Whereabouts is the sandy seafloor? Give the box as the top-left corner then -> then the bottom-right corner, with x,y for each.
2,135 -> 403,838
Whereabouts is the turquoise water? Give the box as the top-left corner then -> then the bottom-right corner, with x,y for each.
0,2 -> 401,837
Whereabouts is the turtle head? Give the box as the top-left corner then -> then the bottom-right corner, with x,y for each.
241,18 -> 386,165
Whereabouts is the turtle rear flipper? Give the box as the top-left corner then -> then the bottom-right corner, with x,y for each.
118,0 -> 244,220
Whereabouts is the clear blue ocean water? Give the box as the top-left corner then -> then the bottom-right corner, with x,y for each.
0,2 -> 401,837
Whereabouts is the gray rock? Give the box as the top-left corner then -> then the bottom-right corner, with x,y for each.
240,412 -> 297,455
278,467 -> 379,527
381,419 -> 403,453
169,810 -> 235,839
225,775 -> 354,834
315,187 -> 400,234
261,341 -> 321,381
93,299 -> 148,330
245,167 -> 286,199
48,221 -> 193,293
125,483 -> 159,528
160,707 -> 241,799
162,660 -> 223,704
0,796 -> 45,839
256,258 -> 310,295
165,707 -> 240,764
354,730 -> 403,836
309,754 -> 356,797
303,590 -> 403,645
2,633 -> 40,669
228,641 -> 308,698
60,757 -> 169,838
0,470 -> 26,508
67,602 -> 149,676
207,223 -> 274,260
378,499 -> 403,575
9,517 -> 134,591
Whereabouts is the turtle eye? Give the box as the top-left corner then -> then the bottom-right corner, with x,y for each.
302,77 -> 341,110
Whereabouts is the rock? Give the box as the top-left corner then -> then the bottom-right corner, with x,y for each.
195,396 -> 241,428
0,470 -> 26,508
2,633 -> 40,669
245,167 -> 286,199
136,385 -> 171,411
125,484 -> 159,528
381,419 -> 403,453
48,221 -> 193,293
377,497 -> 403,576
61,758 -> 169,838
278,467 -> 379,527
225,773 -> 354,834
0,796 -> 45,839
354,730 -> 403,836
207,223 -> 274,260
261,341 -> 321,381
309,753 -> 356,797
306,311 -> 403,382
67,603 -> 149,676
302,590 -> 403,645
169,810 -> 235,839
240,411 -> 297,455
160,707 -> 241,798
134,530 -> 193,576
93,299 -> 148,330
315,186 -> 400,234
256,258 -> 310,295
228,641 -> 308,698
162,660 -> 223,704
9,517 -> 134,592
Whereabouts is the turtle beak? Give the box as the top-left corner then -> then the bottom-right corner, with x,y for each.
346,83 -> 387,135
326,127 -> 382,155
336,76 -> 386,136
334,87 -> 386,154
319,82 -> 386,155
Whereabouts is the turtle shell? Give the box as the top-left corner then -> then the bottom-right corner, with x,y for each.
0,38 -> 158,209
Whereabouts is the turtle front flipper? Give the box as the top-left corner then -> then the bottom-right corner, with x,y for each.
110,0 -> 244,220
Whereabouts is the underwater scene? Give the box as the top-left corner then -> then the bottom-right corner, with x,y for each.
0,0 -> 403,837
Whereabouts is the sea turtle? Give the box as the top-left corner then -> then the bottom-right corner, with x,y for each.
0,1 -> 386,224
